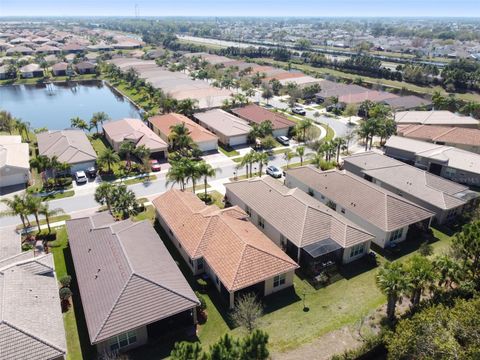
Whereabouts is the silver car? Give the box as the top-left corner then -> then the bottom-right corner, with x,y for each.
266,165 -> 282,178
74,171 -> 88,184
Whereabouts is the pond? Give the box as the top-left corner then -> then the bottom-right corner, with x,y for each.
0,80 -> 142,131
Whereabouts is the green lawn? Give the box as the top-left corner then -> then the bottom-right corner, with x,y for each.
133,205 -> 156,223
218,145 -> 240,157
49,228 -> 88,360
16,214 -> 71,230
121,174 -> 157,186
40,190 -> 75,201
319,123 -> 335,142
197,190 -> 225,209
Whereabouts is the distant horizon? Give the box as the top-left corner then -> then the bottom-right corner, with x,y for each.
1,0 -> 479,18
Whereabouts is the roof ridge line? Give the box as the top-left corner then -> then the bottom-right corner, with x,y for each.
93,272 -> 133,342
132,272 -> 199,305
3,319 -> 65,355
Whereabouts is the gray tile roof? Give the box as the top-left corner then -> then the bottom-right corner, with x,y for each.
194,109 -> 252,137
66,214 -> 199,344
225,177 -> 373,248
395,110 -> 479,127
343,152 -> 473,210
37,130 -> 97,165
286,167 -> 434,232
0,253 -> 66,360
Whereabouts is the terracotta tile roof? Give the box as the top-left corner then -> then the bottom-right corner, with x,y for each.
286,166 -> 434,231
231,104 -> 295,130
149,113 -> 218,144
225,177 -> 373,249
398,124 -> 480,148
37,130 -> 97,164
153,190 -> 298,292
103,118 -> 168,152
66,214 -> 198,344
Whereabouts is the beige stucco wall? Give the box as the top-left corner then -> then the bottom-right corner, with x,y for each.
95,325 -> 148,355
264,270 -> 294,296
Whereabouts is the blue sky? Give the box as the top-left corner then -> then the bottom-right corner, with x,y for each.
1,0 -> 479,17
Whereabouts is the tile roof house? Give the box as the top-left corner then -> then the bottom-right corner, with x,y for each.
285,166 -> 434,248
225,177 -> 374,273
384,136 -> 480,186
382,95 -> 432,110
37,130 -> 97,174
51,62 -> 72,77
0,135 -> 30,189
194,109 -> 252,147
343,152 -> 478,225
75,61 -> 96,74
19,63 -> 43,78
397,124 -> 480,154
148,113 -> 218,152
231,104 -> 296,137
153,189 -> 299,308
395,110 -> 480,128
103,118 -> 168,158
66,213 -> 199,353
0,253 -> 67,360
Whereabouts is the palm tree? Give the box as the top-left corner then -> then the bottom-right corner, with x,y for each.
405,255 -> 435,309
166,160 -> 188,190
376,261 -> 407,322
184,160 -> 201,193
134,145 -> 151,173
261,86 -> 273,105
0,110 -> 15,134
333,137 -> 347,163
39,202 -> 64,233
25,194 -> 42,232
0,195 -> 29,229
296,118 -> 314,142
169,122 -> 195,151
94,182 -> 115,213
256,151 -> 269,176
355,121 -> 371,151
30,155 -> 51,185
176,99 -> 198,118
433,255 -> 461,289
308,152 -> 324,169
283,149 -> 294,169
295,146 -> 306,166
97,148 -> 120,173
111,185 -> 139,219
70,116 -> 90,132
119,142 -> 136,169
15,119 -> 31,141
197,161 -> 218,197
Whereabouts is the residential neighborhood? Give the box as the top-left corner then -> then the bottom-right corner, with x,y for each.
1,8 -> 480,360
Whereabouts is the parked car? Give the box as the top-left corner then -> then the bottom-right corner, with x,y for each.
266,165 -> 282,178
150,159 -> 162,172
276,135 -> 290,146
74,171 -> 88,185
291,106 -> 306,116
85,166 -> 97,179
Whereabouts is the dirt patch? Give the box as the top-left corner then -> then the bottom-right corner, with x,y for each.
272,326 -> 363,360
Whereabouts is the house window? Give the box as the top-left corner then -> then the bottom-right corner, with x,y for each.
197,258 -> 204,270
273,273 -> 286,288
389,228 -> 403,242
447,208 -> 457,220
258,216 -> 265,229
350,244 -> 365,258
168,228 -> 173,237
341,208 -> 346,214
308,188 -> 314,196
245,205 -> 252,216
215,275 -> 220,285
326,201 -> 337,211
320,195 -> 325,200
109,330 -> 137,351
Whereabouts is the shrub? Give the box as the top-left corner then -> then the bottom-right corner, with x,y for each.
59,275 -> 72,288
195,291 -> 207,311
56,176 -> 72,188
419,241 -> 433,257
59,287 -> 72,301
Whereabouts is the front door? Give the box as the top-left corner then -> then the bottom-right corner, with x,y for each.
429,162 -> 443,176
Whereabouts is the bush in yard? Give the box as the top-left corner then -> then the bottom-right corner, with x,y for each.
59,287 -> 72,312
56,176 -> 72,188
59,275 -> 72,288
195,291 -> 208,323
419,241 -> 433,257
231,293 -> 263,333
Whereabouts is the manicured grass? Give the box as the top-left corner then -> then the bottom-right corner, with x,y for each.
185,184 -> 211,193
49,228 -> 84,360
16,214 -> 71,230
197,190 -> 225,209
232,157 -> 243,163
319,123 -> 335,142
133,205 -> 156,223
40,190 -> 75,200
121,174 -> 157,186
218,145 -> 240,157
282,159 -> 313,170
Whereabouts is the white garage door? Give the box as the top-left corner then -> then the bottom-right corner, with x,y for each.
228,135 -> 248,147
198,140 -> 218,152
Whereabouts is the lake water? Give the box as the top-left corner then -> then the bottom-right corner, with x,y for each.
0,80 -> 142,131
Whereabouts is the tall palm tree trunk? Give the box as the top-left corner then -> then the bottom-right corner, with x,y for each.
204,177 -> 208,197
387,293 -> 397,322
34,212 -> 41,232
45,213 -> 51,233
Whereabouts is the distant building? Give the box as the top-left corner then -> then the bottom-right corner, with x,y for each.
0,135 -> 30,189
19,63 -> 43,78
395,110 -> 480,128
